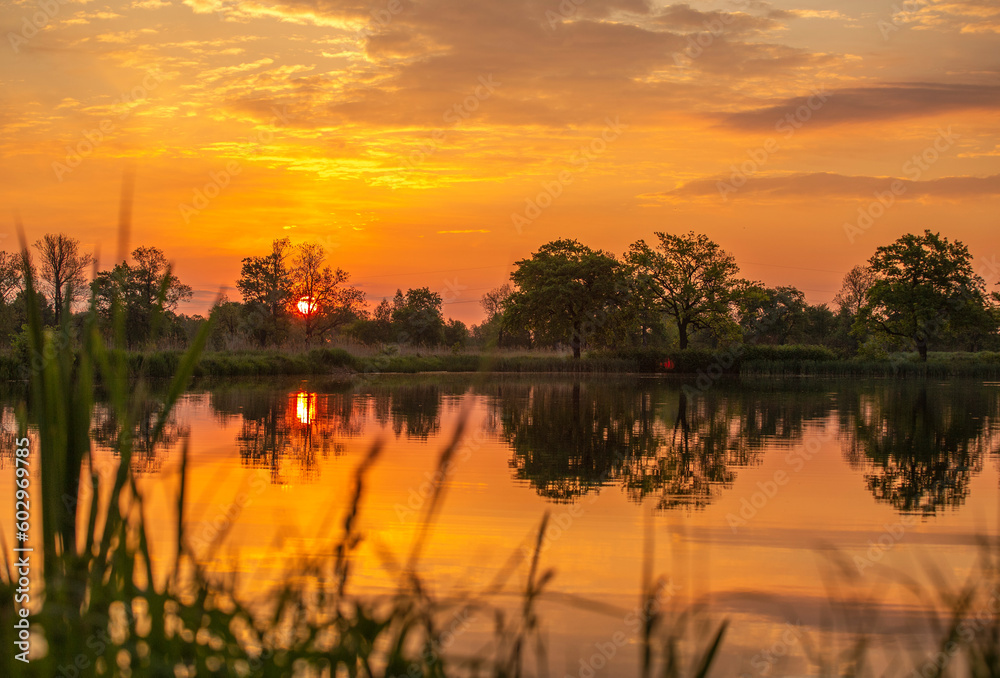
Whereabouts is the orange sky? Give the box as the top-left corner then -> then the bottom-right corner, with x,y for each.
2,0 -> 999,322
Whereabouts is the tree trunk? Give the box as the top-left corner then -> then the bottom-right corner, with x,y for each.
571,321 -> 582,359
916,338 -> 928,362
678,320 -> 689,350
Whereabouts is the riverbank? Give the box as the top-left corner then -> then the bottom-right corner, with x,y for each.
5,344 -> 1000,380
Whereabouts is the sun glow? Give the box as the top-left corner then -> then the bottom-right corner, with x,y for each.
295,391 -> 316,425
297,296 -> 315,316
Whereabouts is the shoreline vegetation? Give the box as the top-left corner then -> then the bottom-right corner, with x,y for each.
5,344 -> 1000,382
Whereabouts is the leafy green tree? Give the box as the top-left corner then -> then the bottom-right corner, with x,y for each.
507,239 -> 624,359
736,285 -> 808,345
857,230 -> 989,361
443,318 -> 469,347
236,238 -> 293,346
801,304 -> 838,346
626,232 -> 742,349
209,296 -> 244,349
92,246 -> 193,346
33,233 -> 94,324
351,298 -> 395,345
391,287 -> 445,346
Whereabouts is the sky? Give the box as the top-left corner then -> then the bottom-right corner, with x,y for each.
1,0 -> 999,323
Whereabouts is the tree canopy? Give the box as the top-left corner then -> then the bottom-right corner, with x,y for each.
857,230 -> 991,361
626,232 -> 743,349
506,239 -> 624,358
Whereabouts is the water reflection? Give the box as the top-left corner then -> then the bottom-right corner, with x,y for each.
205,380 -> 448,483
494,380 -> 832,508
840,383 -> 1000,514
210,385 -> 360,484
91,398 -> 189,474
6,376 -> 997,512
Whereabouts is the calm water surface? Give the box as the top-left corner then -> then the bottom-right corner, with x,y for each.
4,374 -> 1000,676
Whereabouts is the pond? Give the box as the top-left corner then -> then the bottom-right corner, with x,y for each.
3,374 -> 1000,676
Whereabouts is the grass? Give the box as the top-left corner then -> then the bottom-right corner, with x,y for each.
4,341 -> 1000,382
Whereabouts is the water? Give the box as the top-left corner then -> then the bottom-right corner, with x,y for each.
4,374 -> 1000,675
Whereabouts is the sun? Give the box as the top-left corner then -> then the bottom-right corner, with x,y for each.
297,296 -> 315,315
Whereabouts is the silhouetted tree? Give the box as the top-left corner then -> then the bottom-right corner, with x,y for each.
391,287 -> 446,346
857,231 -> 990,361
33,233 -> 94,324
236,238 -> 293,346
507,239 -> 624,358
92,245 -> 193,346
626,232 -> 743,349
289,242 -> 366,343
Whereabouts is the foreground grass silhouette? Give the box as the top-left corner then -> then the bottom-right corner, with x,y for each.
3,215 -> 1000,676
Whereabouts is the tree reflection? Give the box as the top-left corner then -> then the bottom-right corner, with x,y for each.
370,383 -> 442,440
496,380 -> 829,508
91,398 -> 188,474
840,383 -> 1000,514
212,388 -> 365,484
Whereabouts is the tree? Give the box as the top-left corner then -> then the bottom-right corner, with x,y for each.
857,230 -> 989,361
481,283 -> 512,322
391,287 -> 446,346
236,238 -> 293,346
209,296 -> 244,349
288,243 -> 366,343
834,265 -> 877,316
507,239 -> 624,358
32,233 -> 94,324
736,285 -> 808,345
626,232 -> 742,349
0,250 -> 22,304
92,245 -> 193,346
443,318 -> 469,347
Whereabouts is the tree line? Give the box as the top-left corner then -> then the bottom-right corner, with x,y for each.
0,230 -> 996,360
482,230 -> 1000,361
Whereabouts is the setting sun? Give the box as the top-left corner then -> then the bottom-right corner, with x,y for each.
296,296 -> 315,316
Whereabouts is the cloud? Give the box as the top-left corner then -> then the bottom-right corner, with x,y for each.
721,83 -> 1000,130
892,0 -> 1000,35
653,172 -> 1000,202
651,3 -> 791,36
185,0 -> 840,131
